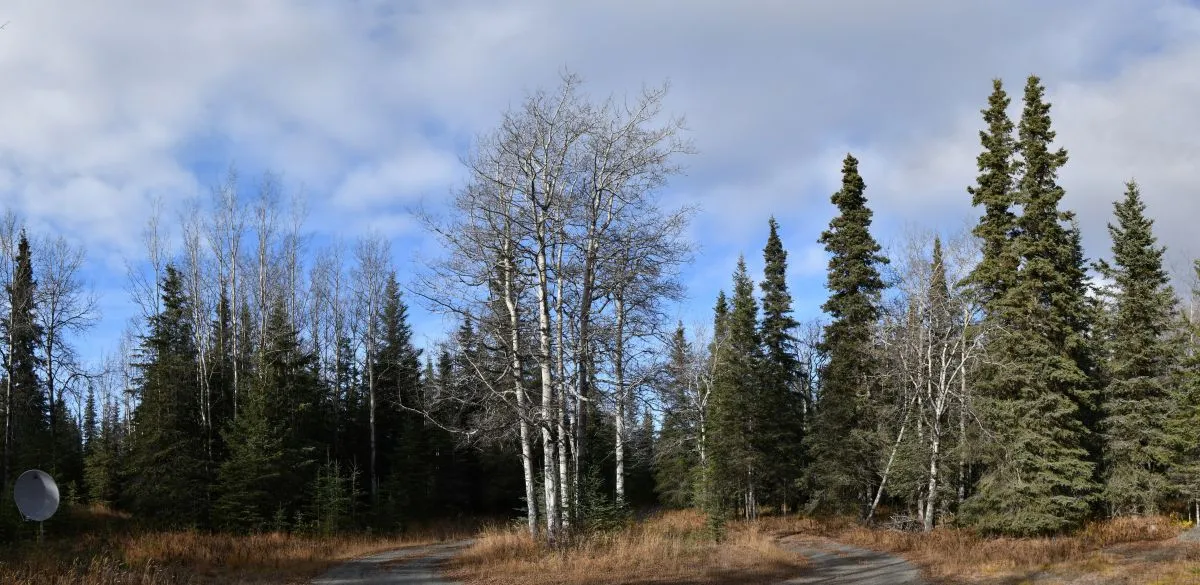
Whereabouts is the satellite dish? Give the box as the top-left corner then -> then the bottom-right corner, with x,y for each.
13,469 -> 59,522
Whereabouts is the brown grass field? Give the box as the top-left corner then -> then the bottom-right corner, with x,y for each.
445,510 -> 806,585
0,505 -> 475,584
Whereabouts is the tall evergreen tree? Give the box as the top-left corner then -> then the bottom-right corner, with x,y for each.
962,76 -> 1097,535
965,79 -> 1019,305
708,259 -> 765,519
374,273 -> 425,525
655,322 -> 700,508
758,218 -> 805,510
123,265 -> 209,527
700,291 -> 730,523
84,397 -> 122,505
2,232 -> 48,486
82,384 -> 98,457
1095,181 -> 1179,515
806,154 -> 889,515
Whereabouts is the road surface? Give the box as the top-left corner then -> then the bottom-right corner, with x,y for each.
311,540 -> 470,585
777,535 -> 927,584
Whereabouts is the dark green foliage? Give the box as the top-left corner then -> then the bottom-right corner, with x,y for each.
578,465 -> 631,534
373,274 -> 427,527
624,407 -> 658,508
123,265 -> 209,528
82,385 -> 97,456
309,459 -> 359,536
655,323 -> 701,508
807,154 -> 888,515
707,258 -> 764,518
84,398 -> 123,505
965,79 -> 1019,305
206,290 -> 236,465
2,232 -> 49,483
1095,182 -> 1179,515
962,76 -> 1098,536
50,397 -> 84,496
214,302 -> 324,532
758,218 -> 806,510
1170,261 -> 1200,509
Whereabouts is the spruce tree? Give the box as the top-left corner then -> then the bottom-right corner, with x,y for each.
82,384 -> 98,457
758,218 -> 805,509
374,274 -> 425,524
701,291 -> 730,533
83,397 -> 120,508
84,397 -> 122,505
806,154 -> 888,515
655,323 -> 700,508
712,257 -> 764,518
1095,181 -> 1179,515
214,302 -> 323,531
962,76 -> 1097,535
50,397 -> 84,499
2,232 -> 48,485
123,265 -> 209,527
965,79 -> 1019,305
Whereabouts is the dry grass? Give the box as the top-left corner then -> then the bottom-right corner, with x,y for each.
446,510 -> 806,585
764,514 -> 1198,584
0,506 -> 478,584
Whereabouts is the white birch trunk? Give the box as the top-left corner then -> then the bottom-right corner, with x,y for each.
535,237 -> 560,544
614,294 -> 627,504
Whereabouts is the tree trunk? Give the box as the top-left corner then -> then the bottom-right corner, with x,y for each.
535,237 -> 560,545
958,369 -> 967,505
3,300 -> 13,489
46,325 -> 56,473
231,255 -> 240,419
367,318 -> 378,503
867,397 -> 913,523
554,248 -> 572,533
614,294 -> 626,504
573,239 -> 597,520
503,243 -> 538,539
923,430 -> 941,532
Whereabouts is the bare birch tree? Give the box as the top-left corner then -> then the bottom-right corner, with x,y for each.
879,228 -> 986,530
179,199 -> 216,458
208,168 -> 246,418
352,233 -> 391,502
35,234 -> 98,472
416,71 -> 692,544
253,174 -> 281,359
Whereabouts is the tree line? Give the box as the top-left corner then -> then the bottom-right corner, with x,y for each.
653,75 -> 1200,537
0,72 -> 1197,542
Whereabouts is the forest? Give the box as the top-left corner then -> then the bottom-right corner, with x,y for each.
0,71 -> 1197,551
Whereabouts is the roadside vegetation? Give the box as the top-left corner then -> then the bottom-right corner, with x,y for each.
0,504 -> 475,585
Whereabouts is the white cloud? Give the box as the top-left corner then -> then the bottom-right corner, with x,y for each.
332,148 -> 460,212
1,0 -> 1199,355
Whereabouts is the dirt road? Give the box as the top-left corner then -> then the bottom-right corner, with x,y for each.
310,540 -> 470,585
776,535 -> 928,584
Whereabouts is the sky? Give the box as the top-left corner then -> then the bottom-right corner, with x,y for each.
1,0 -> 1200,364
